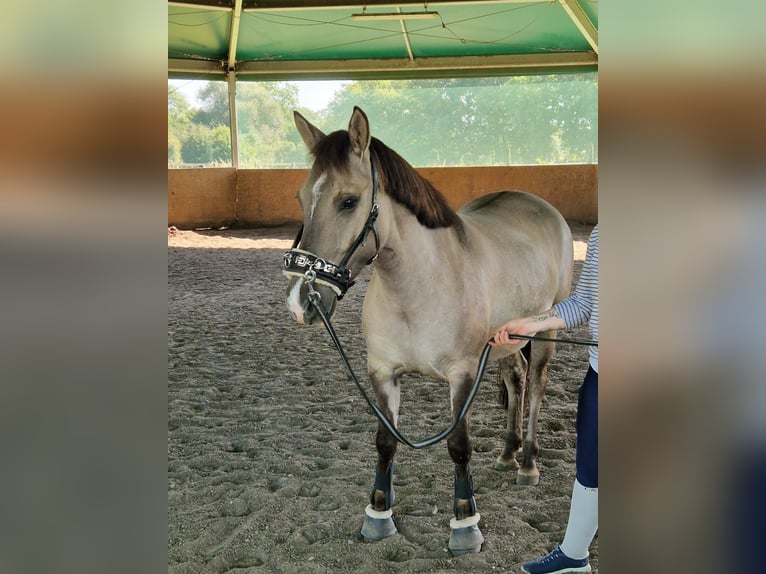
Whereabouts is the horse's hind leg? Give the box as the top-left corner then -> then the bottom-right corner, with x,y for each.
360,372 -> 400,542
447,372 -> 485,556
517,337 -> 555,486
495,350 -> 528,472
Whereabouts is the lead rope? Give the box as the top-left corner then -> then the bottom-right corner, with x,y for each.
305,272 -> 487,449
303,271 -> 597,450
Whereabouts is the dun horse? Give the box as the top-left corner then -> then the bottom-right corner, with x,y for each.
284,107 -> 573,555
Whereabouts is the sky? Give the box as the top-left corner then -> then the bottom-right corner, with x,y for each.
168,79 -> 348,111
296,80 -> 349,110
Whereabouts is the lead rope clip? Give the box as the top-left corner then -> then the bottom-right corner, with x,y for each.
303,269 -> 322,304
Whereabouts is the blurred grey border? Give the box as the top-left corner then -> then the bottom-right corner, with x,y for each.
600,1 -> 766,573
1,1 -> 765,573
0,2 -> 168,573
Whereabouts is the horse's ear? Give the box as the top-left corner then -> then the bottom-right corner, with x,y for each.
294,111 -> 325,152
348,106 -> 371,157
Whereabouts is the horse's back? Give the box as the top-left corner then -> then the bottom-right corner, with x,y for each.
459,190 -> 573,304
460,190 -> 563,228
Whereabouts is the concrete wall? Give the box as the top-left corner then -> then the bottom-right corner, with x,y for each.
168,168 -> 237,229
168,164 -> 597,229
418,165 -> 597,224
237,169 -> 308,226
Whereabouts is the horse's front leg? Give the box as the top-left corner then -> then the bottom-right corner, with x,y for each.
360,370 -> 400,542
447,372 -> 485,556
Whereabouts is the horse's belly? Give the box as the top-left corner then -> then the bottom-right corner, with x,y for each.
367,336 -> 427,375
366,331 -> 479,381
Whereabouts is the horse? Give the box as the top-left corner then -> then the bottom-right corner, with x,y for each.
283,107 -> 573,555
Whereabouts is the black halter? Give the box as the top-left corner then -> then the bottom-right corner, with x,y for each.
283,153 -> 381,300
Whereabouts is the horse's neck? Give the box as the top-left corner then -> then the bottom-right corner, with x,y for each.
374,201 -> 466,294
365,202 -> 484,349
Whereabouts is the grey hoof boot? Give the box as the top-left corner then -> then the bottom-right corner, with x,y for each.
494,457 -> 519,472
448,514 -> 484,556
361,505 -> 397,542
516,467 -> 540,486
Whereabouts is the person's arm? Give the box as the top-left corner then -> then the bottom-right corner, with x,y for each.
490,308 -> 566,346
491,225 -> 598,347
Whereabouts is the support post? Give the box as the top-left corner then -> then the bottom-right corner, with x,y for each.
226,0 -> 243,168
227,71 -> 239,168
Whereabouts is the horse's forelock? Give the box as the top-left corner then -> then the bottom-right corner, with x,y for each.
311,130 -> 353,172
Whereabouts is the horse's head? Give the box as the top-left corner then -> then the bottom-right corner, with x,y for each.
284,107 -> 381,325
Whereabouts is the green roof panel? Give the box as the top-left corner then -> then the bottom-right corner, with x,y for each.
404,3 -> 591,58
237,9 -> 410,61
169,6 -> 232,61
168,1 -> 597,79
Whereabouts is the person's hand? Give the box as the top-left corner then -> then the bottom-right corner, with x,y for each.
490,318 -> 536,347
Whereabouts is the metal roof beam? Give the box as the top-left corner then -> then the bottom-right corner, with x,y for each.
234,52 -> 597,79
168,52 -> 597,80
398,8 -> 415,61
558,0 -> 598,55
169,0 -> 554,11
227,0 -> 243,70
168,2 -> 232,12
242,0 -> 552,12
168,58 -> 226,74
168,58 -> 226,75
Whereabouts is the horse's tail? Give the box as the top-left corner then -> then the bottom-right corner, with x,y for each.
496,369 -> 508,409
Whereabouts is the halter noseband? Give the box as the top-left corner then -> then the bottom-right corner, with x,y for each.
283,153 -> 380,300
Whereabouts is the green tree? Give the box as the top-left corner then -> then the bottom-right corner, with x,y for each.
181,123 -> 231,165
168,74 -> 596,169
547,75 -> 598,162
236,82 -> 295,167
168,133 -> 182,165
193,82 -> 230,128
320,74 -> 597,166
168,87 -> 192,166
169,81 -> 233,166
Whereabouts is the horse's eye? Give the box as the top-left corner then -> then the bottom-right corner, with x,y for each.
341,197 -> 358,211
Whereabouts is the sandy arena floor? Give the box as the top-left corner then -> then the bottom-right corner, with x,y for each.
168,221 -> 596,573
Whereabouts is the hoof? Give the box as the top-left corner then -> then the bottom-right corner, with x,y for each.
361,505 -> 397,542
516,468 -> 540,486
449,514 -> 484,556
494,457 -> 519,472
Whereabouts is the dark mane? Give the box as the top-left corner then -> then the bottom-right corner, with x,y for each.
370,138 -> 463,231
311,131 -> 463,233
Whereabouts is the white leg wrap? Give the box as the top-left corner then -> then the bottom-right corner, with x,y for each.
364,504 -> 393,520
450,513 -> 481,529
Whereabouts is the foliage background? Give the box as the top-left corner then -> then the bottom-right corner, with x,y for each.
168,74 -> 597,168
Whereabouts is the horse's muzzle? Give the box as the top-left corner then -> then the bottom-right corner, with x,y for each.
285,276 -> 337,326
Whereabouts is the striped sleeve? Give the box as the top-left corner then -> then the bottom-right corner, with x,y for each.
554,225 -> 598,336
